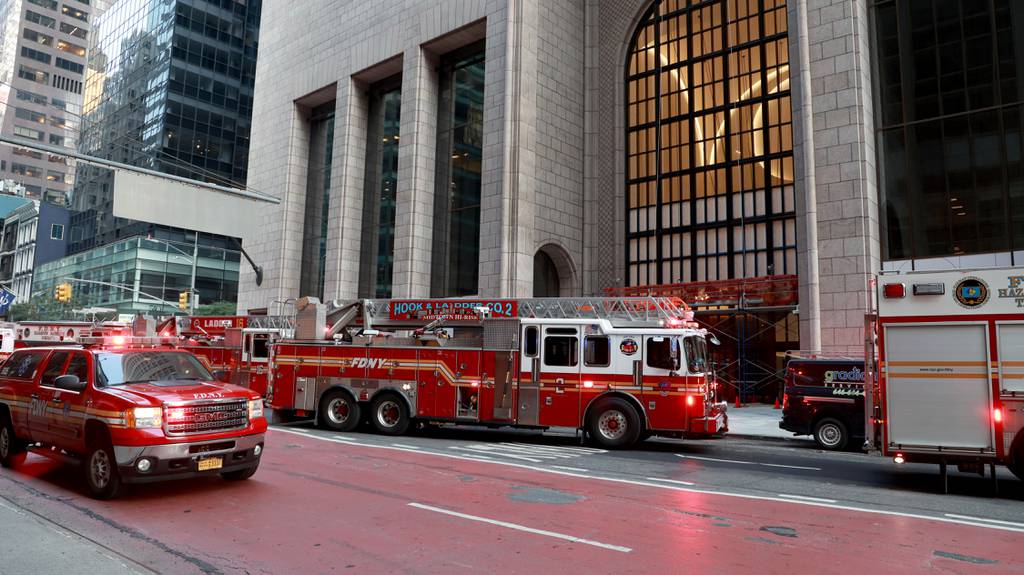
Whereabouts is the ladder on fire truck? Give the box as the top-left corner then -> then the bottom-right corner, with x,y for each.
357,296 -> 694,329
246,316 -> 295,330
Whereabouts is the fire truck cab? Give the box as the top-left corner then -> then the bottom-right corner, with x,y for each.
867,267 -> 1024,486
268,297 -> 727,448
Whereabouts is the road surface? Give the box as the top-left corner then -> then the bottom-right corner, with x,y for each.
0,424 -> 1021,574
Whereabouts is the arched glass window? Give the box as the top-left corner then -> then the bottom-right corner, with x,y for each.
626,0 -> 795,286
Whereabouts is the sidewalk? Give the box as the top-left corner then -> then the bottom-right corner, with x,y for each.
726,403 -> 811,442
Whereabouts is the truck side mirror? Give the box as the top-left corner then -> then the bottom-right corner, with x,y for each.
54,374 -> 86,392
212,370 -> 231,383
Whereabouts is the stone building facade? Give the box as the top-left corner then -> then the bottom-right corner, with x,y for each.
240,0 -> 1024,354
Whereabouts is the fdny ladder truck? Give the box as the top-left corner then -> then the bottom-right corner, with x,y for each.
866,267 -> 1024,488
266,296 -> 727,448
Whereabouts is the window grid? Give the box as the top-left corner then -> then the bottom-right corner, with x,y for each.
626,0 -> 796,286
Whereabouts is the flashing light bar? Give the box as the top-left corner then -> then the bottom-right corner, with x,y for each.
79,336 -> 179,347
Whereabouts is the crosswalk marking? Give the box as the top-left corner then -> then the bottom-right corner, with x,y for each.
448,442 -> 607,464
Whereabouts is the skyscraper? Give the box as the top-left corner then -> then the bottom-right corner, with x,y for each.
69,0 -> 260,254
0,0 -> 98,206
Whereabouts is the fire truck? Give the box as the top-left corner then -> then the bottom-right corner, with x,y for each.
866,267 -> 1024,488
266,296 -> 727,448
158,315 -> 293,398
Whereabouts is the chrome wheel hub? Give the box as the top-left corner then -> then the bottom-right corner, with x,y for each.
328,398 -> 350,425
597,410 -> 627,441
377,400 -> 401,428
90,450 -> 111,489
819,424 -> 841,447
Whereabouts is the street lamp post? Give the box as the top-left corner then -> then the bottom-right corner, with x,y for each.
144,235 -> 198,314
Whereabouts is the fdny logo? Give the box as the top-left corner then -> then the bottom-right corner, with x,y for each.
349,358 -> 390,369
953,277 -> 989,309
620,339 -> 638,356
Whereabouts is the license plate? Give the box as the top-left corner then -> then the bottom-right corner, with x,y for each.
198,457 -> 223,471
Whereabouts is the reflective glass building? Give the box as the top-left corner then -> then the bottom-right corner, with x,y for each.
69,0 -> 261,254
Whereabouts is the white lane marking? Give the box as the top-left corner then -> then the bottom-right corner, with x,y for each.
407,502 -> 632,553
551,465 -> 589,472
485,444 -> 579,459
500,442 -> 606,454
676,454 -> 821,471
451,446 -> 544,463
778,494 -> 837,504
271,428 -> 1024,534
390,443 -> 421,450
645,477 -> 696,486
676,455 -> 755,465
944,514 -> 1024,529
331,435 -> 359,442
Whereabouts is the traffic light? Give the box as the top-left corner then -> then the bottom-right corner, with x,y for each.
54,283 -> 72,303
178,291 -> 189,310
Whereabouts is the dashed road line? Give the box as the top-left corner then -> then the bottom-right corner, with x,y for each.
645,477 -> 697,487
778,494 -> 837,504
676,454 -> 821,471
944,514 -> 1024,529
551,465 -> 589,472
407,502 -> 632,553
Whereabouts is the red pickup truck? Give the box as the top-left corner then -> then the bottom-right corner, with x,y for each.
0,342 -> 266,499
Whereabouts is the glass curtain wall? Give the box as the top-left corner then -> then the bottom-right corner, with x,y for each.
874,0 -> 1024,261
432,44 -> 485,297
299,101 -> 336,299
359,80 -> 401,298
625,0 -> 795,286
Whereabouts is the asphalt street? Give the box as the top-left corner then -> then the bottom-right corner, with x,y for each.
0,423 -> 1021,574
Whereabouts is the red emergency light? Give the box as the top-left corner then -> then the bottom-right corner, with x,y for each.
994,407 -> 1003,424
882,283 -> 906,298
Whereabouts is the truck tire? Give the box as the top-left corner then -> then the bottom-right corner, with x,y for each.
318,389 -> 361,432
813,417 -> 848,451
588,397 -> 642,449
1010,441 -> 1024,482
222,462 -> 260,481
84,442 -> 122,500
0,414 -> 27,468
370,394 -> 410,436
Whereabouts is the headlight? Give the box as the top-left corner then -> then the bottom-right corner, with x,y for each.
127,407 -> 163,429
248,398 -> 264,420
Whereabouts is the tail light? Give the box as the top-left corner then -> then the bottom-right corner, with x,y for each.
783,393 -> 789,409
894,453 -> 905,464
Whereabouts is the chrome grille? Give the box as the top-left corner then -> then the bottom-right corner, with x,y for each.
165,400 -> 248,435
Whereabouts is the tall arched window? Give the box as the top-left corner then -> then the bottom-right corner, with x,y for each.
625,0 -> 795,286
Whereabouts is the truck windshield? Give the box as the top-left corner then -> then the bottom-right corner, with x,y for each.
96,352 -> 214,386
684,336 -> 708,373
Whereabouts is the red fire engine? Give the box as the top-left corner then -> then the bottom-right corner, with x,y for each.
267,296 -> 728,448
159,315 -> 293,398
866,267 -> 1024,488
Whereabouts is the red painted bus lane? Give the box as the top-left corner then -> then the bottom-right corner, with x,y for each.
2,429 -> 1022,574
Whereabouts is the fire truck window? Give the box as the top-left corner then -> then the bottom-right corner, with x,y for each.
524,326 -> 538,357
683,336 -> 707,373
251,334 -> 270,360
66,353 -> 90,384
0,350 -> 46,379
584,336 -> 610,367
646,338 -> 678,371
544,336 -> 579,367
40,351 -> 71,387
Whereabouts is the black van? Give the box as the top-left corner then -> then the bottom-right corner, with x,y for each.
779,358 -> 865,450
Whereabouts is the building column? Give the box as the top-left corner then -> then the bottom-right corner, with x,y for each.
323,80 -> 368,301
789,0 -> 881,352
478,0 -> 538,298
391,48 -> 439,298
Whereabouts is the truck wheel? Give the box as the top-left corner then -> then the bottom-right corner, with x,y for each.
370,395 -> 410,436
84,443 -> 122,500
0,416 -> 26,468
588,398 -> 642,449
1010,441 -> 1024,482
222,462 -> 260,481
319,389 -> 361,432
813,418 -> 848,451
